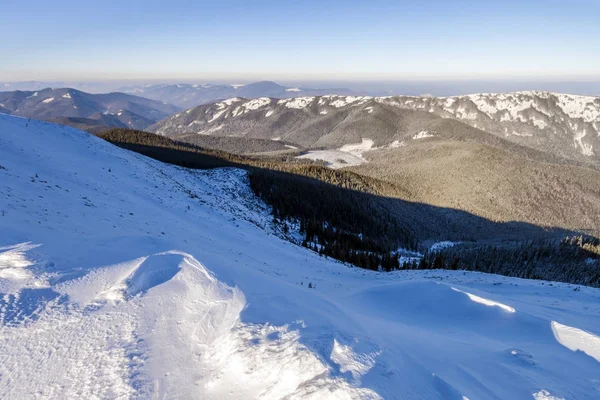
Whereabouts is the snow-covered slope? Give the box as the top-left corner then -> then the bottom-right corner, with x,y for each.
1,113 -> 600,399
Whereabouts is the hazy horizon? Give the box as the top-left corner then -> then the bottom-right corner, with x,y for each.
2,78 -> 600,97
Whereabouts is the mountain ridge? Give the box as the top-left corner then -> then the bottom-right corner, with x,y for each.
150,91 -> 600,167
0,87 -> 180,131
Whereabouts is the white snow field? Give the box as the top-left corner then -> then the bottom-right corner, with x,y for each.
296,149 -> 367,169
297,138 -> 374,169
1,113 -> 600,399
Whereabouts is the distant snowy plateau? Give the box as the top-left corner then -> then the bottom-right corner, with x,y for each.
1,113 -> 600,399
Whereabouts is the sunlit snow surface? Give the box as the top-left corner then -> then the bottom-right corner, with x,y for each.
297,138 -> 400,169
451,287 -> 516,313
1,113 -> 600,399
551,321 -> 600,362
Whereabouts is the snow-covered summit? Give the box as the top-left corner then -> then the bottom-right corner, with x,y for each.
1,114 -> 600,399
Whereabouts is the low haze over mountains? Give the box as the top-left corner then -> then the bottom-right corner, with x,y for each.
119,81 -> 357,109
0,80 -> 358,108
4,79 -> 600,97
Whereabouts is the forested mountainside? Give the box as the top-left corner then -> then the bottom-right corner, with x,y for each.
98,127 -> 600,287
147,93 -> 600,237
172,132 -> 302,155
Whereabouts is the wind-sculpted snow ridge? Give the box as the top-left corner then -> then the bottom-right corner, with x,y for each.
2,249 -> 378,399
2,114 -> 600,398
0,242 -> 40,282
451,287 -> 516,313
551,321 -> 600,362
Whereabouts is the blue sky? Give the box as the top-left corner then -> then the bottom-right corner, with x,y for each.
1,0 -> 599,81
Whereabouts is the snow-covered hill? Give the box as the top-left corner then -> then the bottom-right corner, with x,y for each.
151,92 -> 600,166
1,113 -> 600,399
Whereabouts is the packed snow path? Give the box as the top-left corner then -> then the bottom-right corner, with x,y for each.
1,114 -> 600,399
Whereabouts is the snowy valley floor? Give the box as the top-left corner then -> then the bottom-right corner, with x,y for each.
1,114 -> 600,399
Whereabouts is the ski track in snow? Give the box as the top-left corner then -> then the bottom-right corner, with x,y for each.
1,113 -> 600,399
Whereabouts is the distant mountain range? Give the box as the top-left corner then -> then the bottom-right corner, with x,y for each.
4,79 -> 600,98
0,81 -> 128,94
0,82 -> 359,129
0,88 -> 180,131
119,81 -> 357,109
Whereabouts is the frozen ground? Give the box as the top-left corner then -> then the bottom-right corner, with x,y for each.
1,114 -> 600,399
